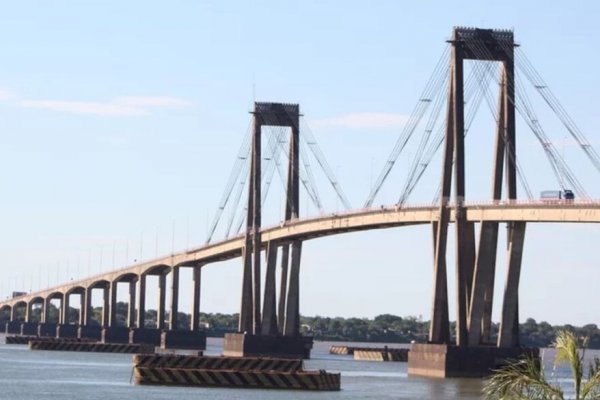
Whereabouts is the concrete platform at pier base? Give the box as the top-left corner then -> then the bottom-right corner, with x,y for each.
101,327 -> 130,343
21,322 -> 38,336
5,321 -> 22,334
130,328 -> 162,346
38,323 -> 57,337
78,326 -> 102,341
56,324 -> 79,338
223,333 -> 313,359
160,330 -> 206,350
407,343 -> 539,378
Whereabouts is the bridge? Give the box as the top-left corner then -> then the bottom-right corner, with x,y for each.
2,27 -> 599,377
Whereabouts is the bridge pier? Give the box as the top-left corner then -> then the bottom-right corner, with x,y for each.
137,274 -> 146,328
190,266 -> 202,331
410,27 -> 534,378
157,272 -> 167,330
224,102 -> 311,359
169,266 -> 179,330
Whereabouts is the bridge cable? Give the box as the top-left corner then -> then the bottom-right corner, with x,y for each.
514,47 -> 600,175
469,38 -> 588,199
206,122 -> 252,244
467,54 -> 534,200
232,125 -> 289,236
300,120 -> 353,210
399,58 -> 496,205
364,45 -> 451,208
467,38 -> 572,195
430,60 -> 499,204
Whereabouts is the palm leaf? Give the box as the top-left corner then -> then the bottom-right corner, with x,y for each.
483,356 -> 563,399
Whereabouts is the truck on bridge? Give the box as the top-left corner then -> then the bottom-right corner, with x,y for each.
540,189 -> 575,201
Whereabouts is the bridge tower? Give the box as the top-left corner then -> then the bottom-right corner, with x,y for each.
410,27 -> 534,378
223,102 -> 310,359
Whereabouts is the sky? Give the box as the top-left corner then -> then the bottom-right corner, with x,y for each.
1,1 -> 599,326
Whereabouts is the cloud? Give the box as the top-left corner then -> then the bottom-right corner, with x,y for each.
18,96 -> 191,116
312,112 -> 409,129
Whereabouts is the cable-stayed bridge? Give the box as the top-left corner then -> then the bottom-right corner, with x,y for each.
1,27 -> 599,377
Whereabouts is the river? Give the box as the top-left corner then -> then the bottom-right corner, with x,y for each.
0,335 -> 594,399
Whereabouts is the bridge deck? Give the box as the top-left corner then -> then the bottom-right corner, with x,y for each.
1,202 -> 599,309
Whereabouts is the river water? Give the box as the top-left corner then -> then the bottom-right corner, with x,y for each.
0,335 -> 594,399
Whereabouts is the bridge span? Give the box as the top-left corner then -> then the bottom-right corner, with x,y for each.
1,201 -> 598,311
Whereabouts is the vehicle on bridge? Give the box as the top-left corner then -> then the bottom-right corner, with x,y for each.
540,189 -> 575,201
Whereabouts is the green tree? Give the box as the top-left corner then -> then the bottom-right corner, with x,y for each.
483,330 -> 600,399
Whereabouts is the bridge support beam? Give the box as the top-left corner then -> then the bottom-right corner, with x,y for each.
62,294 -> 70,325
277,244 -> 290,332
157,273 -> 166,330
84,288 -> 93,325
128,280 -> 137,328
191,266 -> 202,331
498,221 -> 526,348
169,266 -> 179,330
102,286 -> 110,327
42,297 -> 51,324
79,293 -> 85,325
137,274 -> 146,328
25,301 -> 32,323
284,241 -> 302,337
108,281 -> 118,327
261,241 -> 278,336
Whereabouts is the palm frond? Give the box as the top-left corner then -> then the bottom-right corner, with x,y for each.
483,356 -> 563,400
554,330 -> 584,398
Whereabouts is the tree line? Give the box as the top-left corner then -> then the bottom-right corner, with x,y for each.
4,303 -> 599,348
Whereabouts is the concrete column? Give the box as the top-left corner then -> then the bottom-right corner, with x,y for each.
468,222 -> 499,346
169,266 -> 179,330
239,244 -> 254,333
79,293 -> 85,325
191,266 -> 201,331
25,301 -> 32,323
102,286 -> 110,327
157,273 -> 166,330
127,280 -> 136,328
250,115 -> 262,336
137,274 -> 146,328
451,41 -> 469,347
42,297 -> 51,324
84,288 -> 93,325
57,297 -> 63,324
498,222 -> 526,348
261,241 -> 278,335
283,241 -> 302,337
62,294 -> 70,325
10,305 -> 16,322
429,66 -> 454,345
108,281 -> 118,327
277,244 -> 289,332
474,77 -> 506,344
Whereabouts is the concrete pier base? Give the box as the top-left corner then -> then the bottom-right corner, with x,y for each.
21,322 -> 38,336
102,327 -> 130,343
38,323 -> 57,337
130,328 -> 162,346
407,343 -> 539,378
160,330 -> 206,350
78,326 -> 102,341
5,321 -> 21,334
56,324 -> 79,338
222,333 -> 312,359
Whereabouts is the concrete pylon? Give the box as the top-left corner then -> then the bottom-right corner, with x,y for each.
239,103 -> 301,336
429,27 -> 521,347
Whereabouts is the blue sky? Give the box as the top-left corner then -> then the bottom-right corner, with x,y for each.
1,1 -> 599,326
